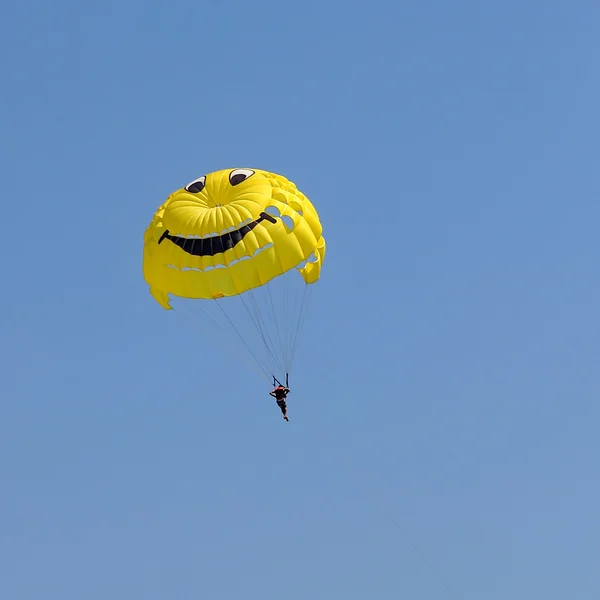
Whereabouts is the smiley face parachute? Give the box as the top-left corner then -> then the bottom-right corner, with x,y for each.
143,168 -> 326,384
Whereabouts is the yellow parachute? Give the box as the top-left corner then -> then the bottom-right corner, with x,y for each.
143,168 -> 326,383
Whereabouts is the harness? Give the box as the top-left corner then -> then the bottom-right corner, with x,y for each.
272,374 -> 290,402
272,374 -> 289,388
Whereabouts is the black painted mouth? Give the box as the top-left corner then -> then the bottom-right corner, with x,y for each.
158,211 -> 278,257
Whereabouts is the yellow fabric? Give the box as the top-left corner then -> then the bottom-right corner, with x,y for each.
143,168 -> 326,309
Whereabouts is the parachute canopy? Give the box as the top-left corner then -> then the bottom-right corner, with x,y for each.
143,168 -> 326,382
143,168 -> 325,308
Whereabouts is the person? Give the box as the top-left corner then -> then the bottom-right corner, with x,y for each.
269,385 -> 290,421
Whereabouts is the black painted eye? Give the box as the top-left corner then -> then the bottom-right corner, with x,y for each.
185,176 -> 206,193
229,169 -> 255,186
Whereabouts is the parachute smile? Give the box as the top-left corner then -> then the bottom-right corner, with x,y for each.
158,211 -> 278,257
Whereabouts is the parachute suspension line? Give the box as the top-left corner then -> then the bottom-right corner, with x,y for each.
198,303 -> 272,382
212,299 -> 273,382
236,292 -> 269,365
286,279 -> 300,372
254,268 -> 313,381
267,282 -> 290,376
260,267 -> 314,379
216,310 -> 271,382
247,289 -> 282,375
266,282 -> 286,372
171,267 -> 315,388
282,272 -> 292,374
238,290 -> 281,379
289,284 -> 312,372
174,298 -> 272,384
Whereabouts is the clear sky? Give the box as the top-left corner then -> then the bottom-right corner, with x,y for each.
2,1 -> 599,598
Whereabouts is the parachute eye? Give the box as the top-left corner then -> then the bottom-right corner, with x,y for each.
185,176 -> 206,193
229,169 -> 255,186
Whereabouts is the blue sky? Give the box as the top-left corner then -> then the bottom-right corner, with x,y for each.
2,1 -> 599,598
